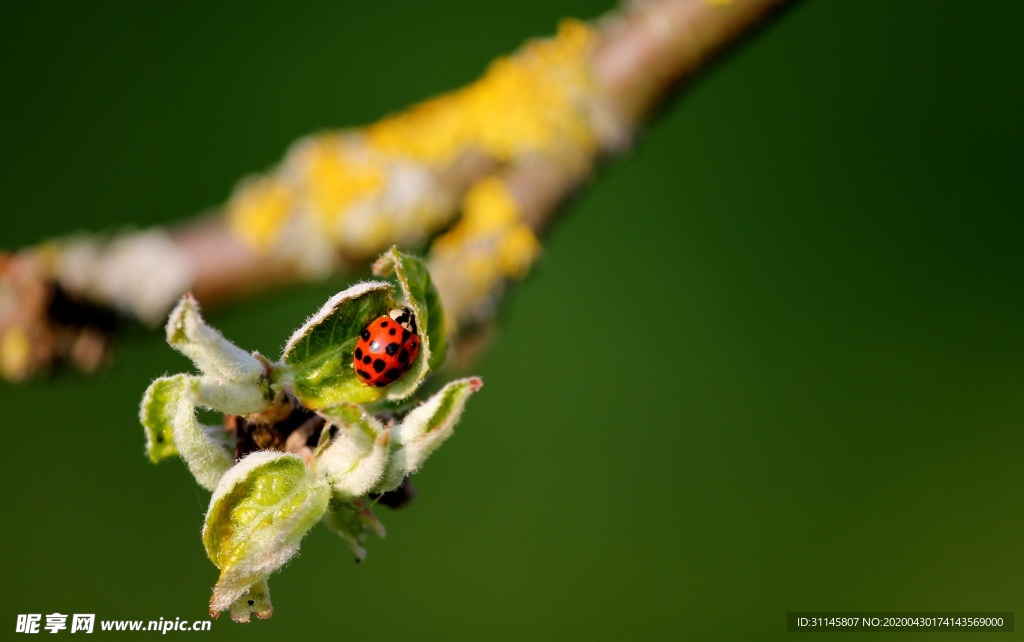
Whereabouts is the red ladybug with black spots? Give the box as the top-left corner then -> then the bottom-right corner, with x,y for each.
353,307 -> 420,387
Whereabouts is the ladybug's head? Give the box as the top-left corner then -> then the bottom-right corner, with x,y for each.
388,307 -> 418,334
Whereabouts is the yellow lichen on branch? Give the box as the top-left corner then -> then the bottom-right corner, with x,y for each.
367,20 -> 598,163
227,177 -> 296,253
224,20 -> 599,278
429,177 -> 541,331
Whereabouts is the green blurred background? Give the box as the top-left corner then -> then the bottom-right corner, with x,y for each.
1,2 -> 1021,639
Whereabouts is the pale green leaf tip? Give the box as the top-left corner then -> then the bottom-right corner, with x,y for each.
369,245 -> 401,276
324,500 -> 386,562
376,376 -> 483,492
140,375 -> 185,464
225,581 -> 272,623
164,293 -> 192,346
165,292 -> 265,382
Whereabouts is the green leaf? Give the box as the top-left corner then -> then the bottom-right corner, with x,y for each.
313,404 -> 390,499
165,293 -> 264,382
140,375 -> 183,463
373,247 -> 448,400
162,293 -> 271,416
376,377 -> 483,492
190,374 -> 272,416
280,281 -> 394,409
228,580 -> 272,623
203,452 -> 329,618
323,499 -> 386,562
140,372 -> 235,490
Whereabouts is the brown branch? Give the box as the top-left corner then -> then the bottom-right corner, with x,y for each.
0,0 -> 796,381
513,0 -> 791,229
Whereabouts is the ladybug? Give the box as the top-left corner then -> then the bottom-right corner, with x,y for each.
353,307 -> 420,387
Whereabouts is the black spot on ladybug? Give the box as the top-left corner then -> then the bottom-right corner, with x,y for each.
385,342 -> 399,356
380,320 -> 388,327
410,341 -> 417,349
398,348 -> 409,363
374,381 -> 387,387
385,368 -> 402,380
402,329 -> 410,342
389,327 -> 396,336
362,356 -> 371,365
355,347 -> 363,360
373,359 -> 386,373
370,341 -> 380,352
356,368 -> 371,379
360,329 -> 370,340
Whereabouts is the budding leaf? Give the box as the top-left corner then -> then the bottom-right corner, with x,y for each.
376,377 -> 483,492
313,404 -> 390,499
281,281 -> 393,408
140,375 -> 182,463
164,293 -> 271,416
228,580 -> 272,623
203,452 -> 330,618
323,500 -> 386,562
140,373 -> 235,490
166,293 -> 265,382
145,249 -> 483,622
190,375 -> 272,416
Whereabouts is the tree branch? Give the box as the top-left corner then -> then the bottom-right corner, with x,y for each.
0,0 -> 794,381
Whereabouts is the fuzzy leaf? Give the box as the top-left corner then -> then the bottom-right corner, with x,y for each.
373,247 -> 447,399
313,404 -> 390,499
323,499 -> 386,562
190,374 -> 272,416
173,378 -> 235,491
140,375 -> 182,463
141,373 -> 235,489
166,293 -> 264,382
203,452 -> 329,618
228,580 -> 272,623
280,281 -> 394,409
376,377 -> 483,492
